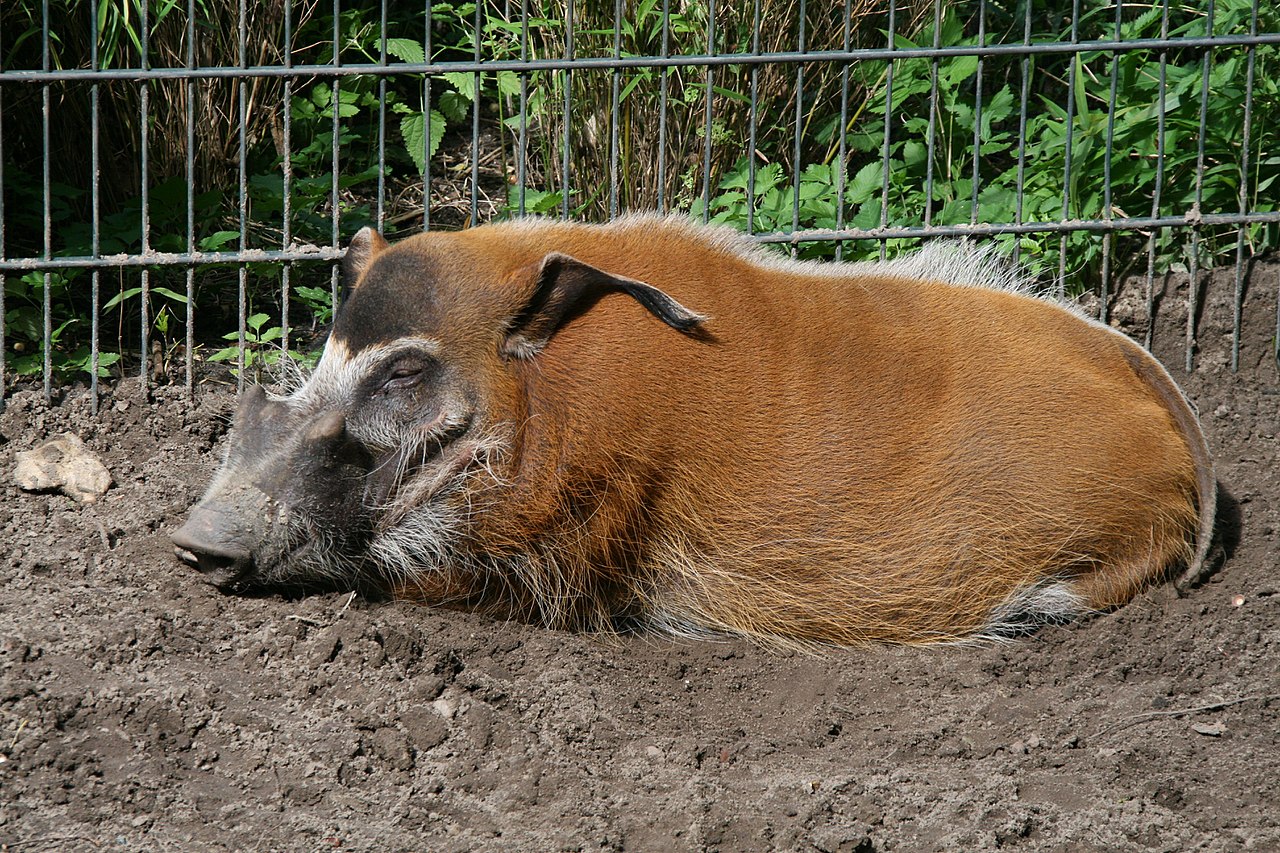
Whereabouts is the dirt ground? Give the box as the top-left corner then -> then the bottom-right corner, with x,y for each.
1,259 -> 1277,853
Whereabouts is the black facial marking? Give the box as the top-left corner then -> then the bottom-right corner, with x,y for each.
335,251 -> 442,353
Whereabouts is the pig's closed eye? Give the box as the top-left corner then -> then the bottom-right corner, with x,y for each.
382,365 -> 423,391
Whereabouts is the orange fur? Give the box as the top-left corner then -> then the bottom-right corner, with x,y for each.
369,215 -> 1212,646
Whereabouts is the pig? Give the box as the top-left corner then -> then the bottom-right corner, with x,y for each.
172,214 -> 1216,647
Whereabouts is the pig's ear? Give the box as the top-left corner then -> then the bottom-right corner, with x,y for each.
502,252 -> 707,358
341,227 -> 389,298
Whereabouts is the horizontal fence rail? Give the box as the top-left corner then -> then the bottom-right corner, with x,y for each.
6,31 -> 1280,83
4,210 -> 1279,274
0,0 -> 1276,407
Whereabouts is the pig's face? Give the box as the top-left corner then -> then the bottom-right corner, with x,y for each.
171,343 -> 489,593
172,226 -> 704,593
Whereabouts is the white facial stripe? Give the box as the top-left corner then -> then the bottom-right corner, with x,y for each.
292,336 -> 443,409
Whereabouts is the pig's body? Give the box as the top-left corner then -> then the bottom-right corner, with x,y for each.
174,215 -> 1214,647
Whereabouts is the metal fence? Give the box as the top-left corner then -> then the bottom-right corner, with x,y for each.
1,0 -> 1277,408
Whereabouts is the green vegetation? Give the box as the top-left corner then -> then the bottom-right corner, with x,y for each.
1,0 -> 1275,385
696,2 -> 1279,279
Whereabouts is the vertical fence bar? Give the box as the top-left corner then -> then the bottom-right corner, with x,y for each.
745,0 -> 761,234
1098,0 -> 1125,325
139,0 -> 152,390
91,0 -> 104,410
41,0 -> 53,401
470,1 -> 482,225
968,0 -> 986,227
184,0 -> 196,397
377,0 -> 388,232
237,0 -> 249,389
517,0 -> 530,216
0,24 -> 6,405
1143,0 -> 1171,352
1055,0 -> 1082,299
656,0 -> 671,214
502,0 -> 512,202
1231,0 -> 1259,372
330,0 -> 342,311
561,0 -> 574,219
1011,0 -> 1031,268
921,0 -> 942,234
790,0 -> 807,254
423,0 -> 433,231
878,0 -> 898,261
608,0 -> 622,218
699,0 -> 717,223
281,0 -> 293,360
833,0 -> 852,261
1187,0 -> 1217,372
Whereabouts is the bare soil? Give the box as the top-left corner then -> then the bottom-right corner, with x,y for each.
1,260 -> 1277,853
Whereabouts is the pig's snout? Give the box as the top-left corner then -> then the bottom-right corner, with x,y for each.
172,504 -> 260,587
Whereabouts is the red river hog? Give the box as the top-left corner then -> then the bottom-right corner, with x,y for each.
173,214 -> 1216,647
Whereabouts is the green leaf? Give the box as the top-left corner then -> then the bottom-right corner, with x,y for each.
1073,55 -> 1089,127
441,72 -> 477,101
385,38 -> 426,64
68,347 -> 120,378
438,90 -> 469,125
799,163 -> 834,185
943,55 -> 979,88
94,351 -> 121,368
199,230 -> 240,252
11,353 -> 43,376
102,287 -> 143,312
152,287 -> 189,304
509,186 -> 565,214
401,110 -> 447,173
752,163 -> 784,197
496,70 -> 522,98
984,85 -> 1015,129
51,318 -> 77,340
846,160 -> 884,206
207,347 -> 241,363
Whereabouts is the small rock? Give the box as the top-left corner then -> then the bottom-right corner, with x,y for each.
1191,722 -> 1226,737
13,433 -> 112,504
645,745 -> 664,760
431,689 -> 460,719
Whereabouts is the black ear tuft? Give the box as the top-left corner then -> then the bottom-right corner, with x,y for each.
341,227 -> 390,301
502,252 -> 708,358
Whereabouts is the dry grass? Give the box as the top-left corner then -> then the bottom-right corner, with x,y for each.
494,0 -> 935,217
